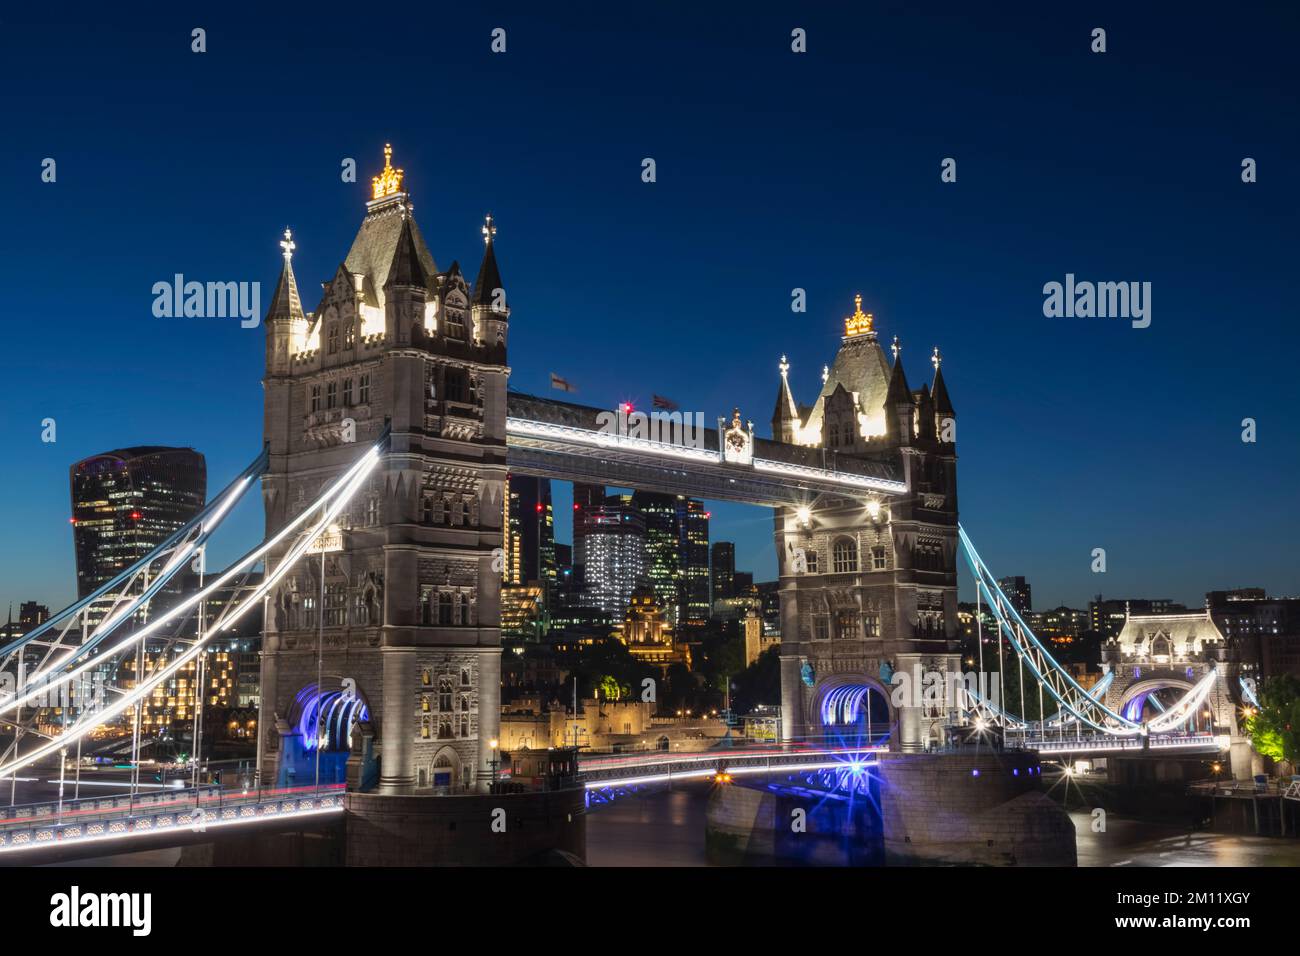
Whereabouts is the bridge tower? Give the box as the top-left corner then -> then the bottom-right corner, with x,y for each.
1101,608 -> 1252,778
259,146 -> 509,794
771,299 -> 960,751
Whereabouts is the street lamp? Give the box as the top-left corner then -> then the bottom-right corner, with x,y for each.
488,738 -> 500,792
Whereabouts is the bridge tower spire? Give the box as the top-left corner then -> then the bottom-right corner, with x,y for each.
264,228 -> 304,377
471,213 -> 508,348
771,355 -> 801,443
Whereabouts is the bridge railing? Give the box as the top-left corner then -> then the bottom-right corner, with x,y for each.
0,782 -> 346,855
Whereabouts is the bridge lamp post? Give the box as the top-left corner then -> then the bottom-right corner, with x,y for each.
488,738 -> 500,792
57,747 -> 68,823
795,505 -> 812,527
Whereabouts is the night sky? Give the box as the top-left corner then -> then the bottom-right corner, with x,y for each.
2,3 -> 1297,615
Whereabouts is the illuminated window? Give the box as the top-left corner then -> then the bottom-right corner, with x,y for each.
832,538 -> 858,574
834,611 -> 858,640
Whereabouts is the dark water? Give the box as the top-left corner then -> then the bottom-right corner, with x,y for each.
584,785 -> 1300,867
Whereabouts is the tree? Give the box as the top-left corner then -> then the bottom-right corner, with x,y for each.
730,645 -> 781,714
1245,674 -> 1300,765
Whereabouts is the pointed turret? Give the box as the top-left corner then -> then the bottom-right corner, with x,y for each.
266,228 -> 304,375
471,214 -> 509,351
383,216 -> 428,346
931,348 -> 954,416
771,355 -> 800,443
266,228 -> 305,324
472,214 -> 504,308
384,215 -> 428,290
885,338 -> 913,445
930,347 -> 955,444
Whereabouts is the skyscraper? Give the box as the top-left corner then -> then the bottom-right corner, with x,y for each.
575,501 -> 646,617
632,490 -> 682,625
503,475 -> 556,592
70,446 -> 206,600
677,497 -> 710,629
997,576 -> 1032,615
711,541 -> 736,605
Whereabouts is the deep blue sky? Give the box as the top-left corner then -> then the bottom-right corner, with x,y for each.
2,3 -> 1297,615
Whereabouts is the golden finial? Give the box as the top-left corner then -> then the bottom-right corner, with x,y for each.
371,143 -> 405,200
779,354 -> 790,378
482,212 -> 496,244
932,346 -> 942,371
279,228 -> 295,261
844,293 -> 874,337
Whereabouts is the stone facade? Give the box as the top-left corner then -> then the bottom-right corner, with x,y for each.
772,305 -> 961,751
259,152 -> 508,794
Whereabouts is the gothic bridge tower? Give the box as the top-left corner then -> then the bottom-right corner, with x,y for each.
260,145 -> 509,793
771,296 -> 960,751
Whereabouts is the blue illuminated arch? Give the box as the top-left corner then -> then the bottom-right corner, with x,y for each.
289,682 -> 371,752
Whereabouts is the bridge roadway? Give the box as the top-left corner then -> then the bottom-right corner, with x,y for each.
1003,732 -> 1225,757
0,781 -> 344,864
505,392 -> 907,508
577,739 -> 889,789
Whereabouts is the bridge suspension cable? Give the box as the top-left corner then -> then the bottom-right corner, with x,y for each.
0,447 -> 270,666
0,433 -> 388,780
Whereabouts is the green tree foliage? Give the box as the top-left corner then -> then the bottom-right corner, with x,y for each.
1245,674 -> 1300,764
730,645 -> 781,714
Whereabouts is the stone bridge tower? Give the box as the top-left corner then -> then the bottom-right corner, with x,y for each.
260,146 -> 508,794
771,297 -> 960,751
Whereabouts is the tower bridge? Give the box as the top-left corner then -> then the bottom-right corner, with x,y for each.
0,146 -> 1255,861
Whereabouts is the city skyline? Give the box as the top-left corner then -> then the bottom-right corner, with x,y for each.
4,6 -> 1298,616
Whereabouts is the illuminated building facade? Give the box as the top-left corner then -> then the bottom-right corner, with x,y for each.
615,583 -> 690,669
575,502 -> 646,617
997,576 -> 1032,614
503,474 -> 556,595
69,446 -> 206,608
676,497 -> 710,629
259,146 -> 507,793
632,490 -> 682,624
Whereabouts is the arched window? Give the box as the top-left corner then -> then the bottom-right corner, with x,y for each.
438,592 -> 453,625
438,717 -> 453,739
832,538 -> 858,574
438,677 -> 453,712
461,667 -> 471,687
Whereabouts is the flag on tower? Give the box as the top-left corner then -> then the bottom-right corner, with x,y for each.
652,394 -> 678,411
550,373 -> 576,393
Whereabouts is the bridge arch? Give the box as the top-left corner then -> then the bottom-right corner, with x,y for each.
1116,676 -> 1216,730
278,678 -> 373,786
810,673 -> 896,745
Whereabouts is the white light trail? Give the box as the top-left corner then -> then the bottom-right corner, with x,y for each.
0,446 -> 379,721
0,448 -> 382,777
